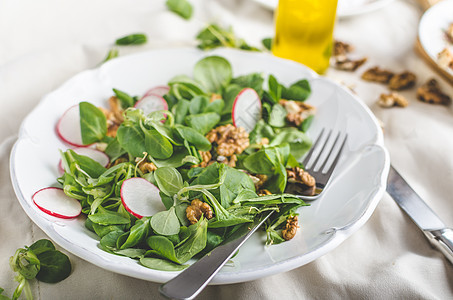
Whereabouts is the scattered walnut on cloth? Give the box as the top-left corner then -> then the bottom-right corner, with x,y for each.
388,71 -> 417,90
361,66 -> 395,83
332,40 -> 367,71
377,92 -> 409,108
416,79 -> 451,105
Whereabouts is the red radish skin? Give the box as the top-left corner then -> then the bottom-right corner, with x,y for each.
58,147 -> 110,174
134,94 -> 168,116
143,86 -> 170,97
56,105 -> 86,147
33,187 -> 82,219
232,88 -> 262,133
120,177 -> 165,219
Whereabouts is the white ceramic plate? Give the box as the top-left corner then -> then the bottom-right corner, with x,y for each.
252,0 -> 395,18
10,48 -> 389,284
418,0 -> 453,77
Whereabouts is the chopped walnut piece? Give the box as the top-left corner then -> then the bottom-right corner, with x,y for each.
279,100 -> 316,127
186,199 -> 213,225
282,215 -> 299,241
416,79 -> 451,105
334,40 -> 354,56
203,124 -> 249,168
138,161 -> 157,173
257,189 -> 272,196
100,96 -> 125,137
377,92 -> 409,108
286,167 -> 316,196
197,150 -> 212,168
388,71 -> 417,90
437,48 -> 453,70
361,67 -> 394,84
249,174 -> 268,191
333,56 -> 367,72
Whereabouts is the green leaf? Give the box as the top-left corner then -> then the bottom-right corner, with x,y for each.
114,248 -> 146,258
115,33 -> 147,45
88,206 -> 131,225
154,167 -> 184,197
193,56 -> 232,93
140,257 -> 188,271
281,79 -> 311,101
175,125 -> 212,151
143,127 -> 173,159
119,218 -> 151,250
184,112 -> 220,135
79,102 -> 107,145
268,103 -> 287,128
150,207 -> 180,236
166,0 -> 193,20
270,128 -> 312,160
28,239 -> 56,256
99,230 -> 124,251
262,37 -> 273,51
147,236 -> 180,263
189,95 -> 209,115
268,75 -> 282,103
175,218 -> 208,263
113,88 -> 135,108
102,48 -> 119,63
35,250 -> 71,283
116,123 -> 146,158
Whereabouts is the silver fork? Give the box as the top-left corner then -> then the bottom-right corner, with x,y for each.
293,128 -> 348,200
159,128 -> 348,300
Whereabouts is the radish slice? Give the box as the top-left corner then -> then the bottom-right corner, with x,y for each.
232,88 -> 262,133
56,105 -> 85,147
143,86 -> 170,97
120,178 -> 165,219
33,187 -> 82,219
134,94 -> 168,116
58,147 -> 110,174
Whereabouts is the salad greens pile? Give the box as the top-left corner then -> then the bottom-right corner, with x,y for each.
58,55 -> 314,271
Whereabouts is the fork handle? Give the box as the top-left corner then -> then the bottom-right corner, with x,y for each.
159,212 -> 273,300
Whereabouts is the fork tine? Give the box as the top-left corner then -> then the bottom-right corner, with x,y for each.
322,133 -> 348,179
305,129 -> 332,170
302,128 -> 326,167
317,131 -> 341,172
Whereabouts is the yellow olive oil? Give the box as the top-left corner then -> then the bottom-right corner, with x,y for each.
272,0 -> 338,74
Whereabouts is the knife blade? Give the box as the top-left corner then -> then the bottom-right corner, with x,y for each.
387,165 -> 453,264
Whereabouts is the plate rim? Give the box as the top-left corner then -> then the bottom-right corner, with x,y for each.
10,47 -> 390,284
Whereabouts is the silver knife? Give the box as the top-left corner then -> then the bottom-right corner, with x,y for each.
387,165 -> 453,264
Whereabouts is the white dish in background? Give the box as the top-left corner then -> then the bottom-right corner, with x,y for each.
253,0 -> 395,18
418,0 -> 453,77
10,48 -> 389,284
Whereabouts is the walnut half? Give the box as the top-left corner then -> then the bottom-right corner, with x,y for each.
377,92 -> 409,108
282,215 -> 299,241
416,79 -> 451,106
286,167 -> 316,196
186,199 -> 213,225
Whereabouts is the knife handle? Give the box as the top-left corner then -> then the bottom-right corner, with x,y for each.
424,228 -> 453,264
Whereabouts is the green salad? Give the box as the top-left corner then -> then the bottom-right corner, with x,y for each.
51,55 -> 317,271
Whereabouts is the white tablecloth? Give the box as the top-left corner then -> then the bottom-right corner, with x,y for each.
1,0 -> 452,299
